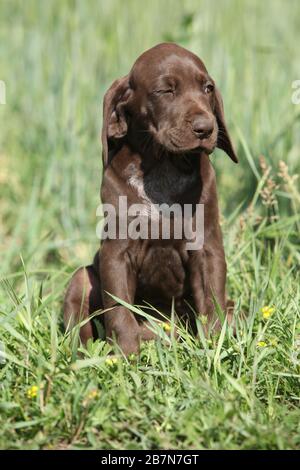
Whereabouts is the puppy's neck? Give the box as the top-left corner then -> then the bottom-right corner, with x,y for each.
126,148 -> 202,206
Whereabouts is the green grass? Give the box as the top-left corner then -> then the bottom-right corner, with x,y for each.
0,0 -> 300,449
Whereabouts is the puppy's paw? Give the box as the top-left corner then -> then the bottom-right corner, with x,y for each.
117,333 -> 140,357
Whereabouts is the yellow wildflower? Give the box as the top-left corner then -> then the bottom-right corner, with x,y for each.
261,305 -> 275,319
105,357 -> 118,366
162,322 -> 171,332
257,341 -> 267,348
86,389 -> 100,400
83,388 -> 100,407
27,385 -> 39,399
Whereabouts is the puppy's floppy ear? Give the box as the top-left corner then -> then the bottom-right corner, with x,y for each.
214,87 -> 238,163
101,75 -> 131,168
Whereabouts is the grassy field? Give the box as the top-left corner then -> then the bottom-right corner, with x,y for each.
0,0 -> 300,449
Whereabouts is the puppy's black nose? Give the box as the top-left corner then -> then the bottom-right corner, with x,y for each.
192,116 -> 214,139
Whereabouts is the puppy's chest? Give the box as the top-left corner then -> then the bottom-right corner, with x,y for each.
128,160 -> 198,212
137,243 -> 188,301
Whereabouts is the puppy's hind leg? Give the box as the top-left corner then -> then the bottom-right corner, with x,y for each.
63,265 -> 102,345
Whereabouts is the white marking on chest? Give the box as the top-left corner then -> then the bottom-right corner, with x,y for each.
128,174 -> 160,217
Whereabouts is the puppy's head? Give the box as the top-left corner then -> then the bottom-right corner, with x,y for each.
102,43 -> 238,167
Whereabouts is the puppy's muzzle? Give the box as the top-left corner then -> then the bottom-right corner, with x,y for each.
191,115 -> 214,140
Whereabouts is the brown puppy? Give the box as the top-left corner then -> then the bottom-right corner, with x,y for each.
64,43 -> 238,355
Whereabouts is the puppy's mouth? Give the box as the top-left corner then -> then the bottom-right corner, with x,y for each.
155,128 -> 217,155
168,137 -> 216,154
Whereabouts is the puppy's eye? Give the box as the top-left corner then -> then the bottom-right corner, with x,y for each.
204,83 -> 214,94
153,88 -> 174,95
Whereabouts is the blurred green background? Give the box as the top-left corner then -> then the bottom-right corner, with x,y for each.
0,0 -> 299,275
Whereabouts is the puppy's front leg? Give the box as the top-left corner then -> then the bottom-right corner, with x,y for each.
189,247 -> 227,334
99,239 -> 140,356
